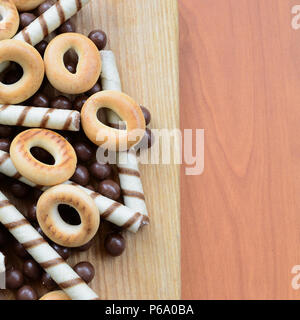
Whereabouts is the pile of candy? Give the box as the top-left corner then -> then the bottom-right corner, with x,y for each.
0,0 -> 154,300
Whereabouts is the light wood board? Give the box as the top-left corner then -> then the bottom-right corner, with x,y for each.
0,0 -> 180,300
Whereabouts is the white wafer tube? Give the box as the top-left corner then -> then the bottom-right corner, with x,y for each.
14,0 -> 91,46
100,50 -> 148,216
0,105 -> 80,131
0,251 -> 5,273
0,191 -> 99,300
0,150 -> 149,232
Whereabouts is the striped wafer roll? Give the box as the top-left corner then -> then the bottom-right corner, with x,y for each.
0,191 -> 99,300
100,50 -> 148,216
0,105 -> 80,131
14,0 -> 90,46
0,151 -> 148,232
65,182 -> 149,233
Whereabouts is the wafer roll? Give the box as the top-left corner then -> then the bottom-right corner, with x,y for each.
100,50 -> 148,216
0,251 -> 5,274
0,151 -> 148,232
14,0 -> 90,46
0,105 -> 80,131
0,191 -> 99,300
65,182 -> 149,233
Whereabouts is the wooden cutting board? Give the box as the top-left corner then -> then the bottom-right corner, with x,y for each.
0,0 -> 180,300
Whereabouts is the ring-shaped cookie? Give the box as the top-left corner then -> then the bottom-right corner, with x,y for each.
44,33 -> 102,94
37,184 -> 100,248
81,90 -> 146,151
12,0 -> 44,11
0,40 -> 44,104
0,0 -> 19,40
40,290 -> 71,300
10,129 -> 77,186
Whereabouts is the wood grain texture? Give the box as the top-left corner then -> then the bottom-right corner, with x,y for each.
0,0 -> 180,300
180,0 -> 300,299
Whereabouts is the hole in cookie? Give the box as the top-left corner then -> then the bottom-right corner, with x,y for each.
97,108 -> 127,130
0,62 -> 24,85
30,147 -> 55,165
63,49 -> 79,74
58,204 -> 81,226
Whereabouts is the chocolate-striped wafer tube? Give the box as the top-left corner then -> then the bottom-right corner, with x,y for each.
0,151 -> 148,232
65,181 -> 149,233
14,0 -> 90,46
0,105 -> 80,131
100,50 -> 148,216
0,191 -> 99,300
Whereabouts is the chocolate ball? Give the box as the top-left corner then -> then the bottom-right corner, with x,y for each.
76,239 -> 93,252
32,188 -> 43,202
27,204 -> 37,222
41,272 -> 57,290
85,185 -> 95,192
51,243 -> 71,260
57,19 -> 76,34
85,82 -> 101,96
0,124 -> 14,138
36,0 -> 55,15
140,106 -> 151,126
0,138 -> 10,152
73,262 -> 95,283
89,162 -> 111,180
2,63 -> 23,85
71,165 -> 90,186
73,95 -> 88,112
16,285 -> 38,300
50,96 -> 72,110
135,128 -> 154,151
104,233 -> 126,257
35,40 -> 48,57
12,242 -> 30,260
19,13 -> 36,28
0,227 -> 8,247
74,142 -> 93,162
32,93 -> 49,108
88,30 -> 107,50
23,259 -> 42,280
58,204 -> 81,226
98,180 -> 120,201
6,268 -> 24,289
10,182 -> 29,198
30,147 -> 54,164
65,61 -> 77,74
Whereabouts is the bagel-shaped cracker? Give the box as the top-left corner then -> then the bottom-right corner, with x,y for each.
0,0 -> 19,40
37,184 -> 100,247
10,129 -> 77,186
12,0 -> 45,11
40,290 -> 71,300
44,33 -> 101,94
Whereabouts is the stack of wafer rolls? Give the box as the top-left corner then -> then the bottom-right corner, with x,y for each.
100,50 -> 149,216
0,150 -> 148,233
0,105 -> 80,131
0,191 -> 99,300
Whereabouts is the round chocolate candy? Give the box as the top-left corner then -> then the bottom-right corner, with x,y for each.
71,165 -> 90,186
104,233 -> 126,257
35,0 -> 55,15
0,124 -> 14,138
0,138 -> 11,152
58,19 -> 76,34
135,128 -> 154,151
85,82 -> 101,96
74,142 -> 93,162
65,61 -> 77,74
23,259 -> 42,280
98,180 -> 120,201
27,204 -> 37,222
30,146 -> 55,165
32,188 -> 43,202
41,272 -> 57,290
51,243 -> 71,260
32,92 -> 49,108
0,227 -> 8,247
35,40 -> 48,57
85,185 -> 95,192
88,30 -> 107,50
50,96 -> 72,110
12,242 -> 30,260
76,239 -> 93,252
89,162 -> 111,180
16,285 -> 38,300
73,95 -> 88,112
2,63 -> 23,85
6,268 -> 24,290
19,13 -> 36,29
140,106 -> 151,126
10,182 -> 29,198
73,262 -> 95,283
